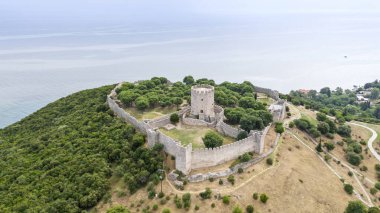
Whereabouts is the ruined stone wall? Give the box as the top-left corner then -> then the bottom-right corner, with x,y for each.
191,132 -> 262,169
107,95 -> 150,134
148,107 -> 190,129
157,131 -> 192,174
216,121 -> 240,138
254,85 -> 280,101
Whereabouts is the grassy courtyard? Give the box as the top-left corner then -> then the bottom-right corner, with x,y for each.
256,92 -> 275,106
159,124 -> 235,148
124,106 -> 178,120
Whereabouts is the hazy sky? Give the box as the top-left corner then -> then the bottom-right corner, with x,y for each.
1,0 -> 380,26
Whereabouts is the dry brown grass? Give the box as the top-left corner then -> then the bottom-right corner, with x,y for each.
95,131 -> 356,213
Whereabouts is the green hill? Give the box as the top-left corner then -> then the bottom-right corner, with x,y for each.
0,85 -> 163,212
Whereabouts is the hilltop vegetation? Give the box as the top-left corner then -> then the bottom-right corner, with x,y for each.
117,76 -> 272,132
0,85 -> 163,212
287,82 -> 380,124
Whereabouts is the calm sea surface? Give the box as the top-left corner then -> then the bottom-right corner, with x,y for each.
1,13 -> 379,128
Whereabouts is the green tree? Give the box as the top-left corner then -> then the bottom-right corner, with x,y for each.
232,205 -> 243,213
316,142 -> 323,152
374,106 -> 380,119
324,142 -> 335,151
135,96 -> 150,110
344,184 -> 353,195
370,88 -> 380,99
199,188 -> 212,200
344,201 -> 367,213
203,132 -> 224,148
237,131 -> 248,140
240,115 -> 264,132
368,207 -> 380,213
260,194 -> 269,203
275,122 -> 285,134
346,152 -> 361,166
316,113 -> 328,122
222,196 -> 230,205
107,205 -> 130,213
320,87 -> 331,97
246,205 -> 254,213
170,113 -> 180,124
183,76 -> 195,85
317,122 -> 330,135
337,125 -> 352,138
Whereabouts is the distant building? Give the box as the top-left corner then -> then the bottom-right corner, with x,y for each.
298,89 -> 310,95
356,94 -> 370,105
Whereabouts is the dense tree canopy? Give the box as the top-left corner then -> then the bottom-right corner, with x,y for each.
117,77 -> 272,132
288,82 -> 380,124
0,85 -> 163,212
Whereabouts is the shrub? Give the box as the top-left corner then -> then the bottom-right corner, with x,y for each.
148,190 -> 156,199
260,194 -> 269,203
232,205 -> 243,213
348,171 -> 353,177
227,175 -> 235,185
182,193 -> 191,209
316,142 -> 323,152
238,168 -> 244,174
170,113 -> 180,124
211,203 -> 215,208
344,184 -> 353,195
344,201 -> 367,213
194,205 -> 199,211
266,158 -> 273,165
174,195 -> 182,209
368,207 -> 380,213
152,204 -> 158,211
106,205 -> 130,213
289,122 -> 295,128
203,132 -> 224,148
237,131 -> 248,140
375,164 -> 380,172
324,154 -> 332,162
346,152 -> 361,166
252,193 -> 258,200
160,199 -> 166,205
219,179 -> 224,185
275,122 -> 285,134
360,166 -> 368,172
199,188 -> 212,200
158,192 -> 165,198
162,208 -> 171,213
370,188 -> 378,195
337,125 -> 352,138
222,195 -> 230,205
246,205 -> 254,213
240,153 -> 252,162
375,182 -> 380,190
324,142 -> 335,151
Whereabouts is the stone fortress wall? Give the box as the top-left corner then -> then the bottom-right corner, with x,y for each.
107,83 -> 286,175
253,85 -> 280,101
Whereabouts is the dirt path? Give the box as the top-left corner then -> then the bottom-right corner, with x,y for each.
350,122 -> 379,162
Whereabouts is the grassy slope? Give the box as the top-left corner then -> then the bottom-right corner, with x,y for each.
0,85 -> 150,212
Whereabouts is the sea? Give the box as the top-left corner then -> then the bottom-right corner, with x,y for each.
1,12 -> 379,128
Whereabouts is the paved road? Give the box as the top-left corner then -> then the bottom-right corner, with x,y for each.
350,122 -> 380,161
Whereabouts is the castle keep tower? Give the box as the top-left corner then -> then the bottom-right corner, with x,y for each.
191,85 -> 215,122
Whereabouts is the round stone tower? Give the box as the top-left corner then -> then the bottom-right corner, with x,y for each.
191,85 -> 215,122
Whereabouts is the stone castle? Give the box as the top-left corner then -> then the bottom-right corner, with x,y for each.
190,85 -> 215,122
107,82 -> 286,176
